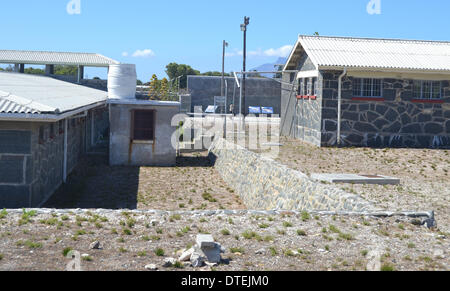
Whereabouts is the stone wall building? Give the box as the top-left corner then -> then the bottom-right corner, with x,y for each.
0,72 -> 109,208
281,35 -> 450,148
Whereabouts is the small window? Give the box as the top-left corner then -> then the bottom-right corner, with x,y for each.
132,110 -> 155,141
353,78 -> 383,97
306,78 -> 312,95
413,80 -> 442,99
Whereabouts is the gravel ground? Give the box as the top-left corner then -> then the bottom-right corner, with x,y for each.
0,210 -> 448,271
44,153 -> 245,211
1,137 -> 448,271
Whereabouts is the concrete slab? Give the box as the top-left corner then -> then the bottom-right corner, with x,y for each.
311,173 -> 400,185
196,234 -> 216,249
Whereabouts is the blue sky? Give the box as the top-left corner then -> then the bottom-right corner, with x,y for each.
1,0 -> 449,81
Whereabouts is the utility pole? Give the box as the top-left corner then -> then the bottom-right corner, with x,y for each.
221,40 -> 228,97
241,16 -> 250,117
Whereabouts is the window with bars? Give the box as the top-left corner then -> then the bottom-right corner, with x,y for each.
132,110 -> 155,141
413,80 -> 442,99
312,77 -> 318,96
298,79 -> 304,95
353,78 -> 383,97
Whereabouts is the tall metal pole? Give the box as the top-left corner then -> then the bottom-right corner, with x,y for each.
221,40 -> 228,97
241,17 -> 250,117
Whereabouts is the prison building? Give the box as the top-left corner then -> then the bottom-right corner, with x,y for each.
281,35 -> 450,148
0,72 -> 109,208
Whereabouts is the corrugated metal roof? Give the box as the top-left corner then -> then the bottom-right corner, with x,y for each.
285,35 -> 450,72
0,50 -> 119,67
0,95 -> 41,114
0,72 -> 108,115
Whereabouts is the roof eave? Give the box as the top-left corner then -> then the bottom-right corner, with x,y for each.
317,65 -> 450,75
0,100 -> 107,122
0,60 -> 113,67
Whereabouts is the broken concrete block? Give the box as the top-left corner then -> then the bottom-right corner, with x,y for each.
179,248 -> 195,262
190,250 -> 206,268
202,246 -> 222,264
196,234 -> 216,248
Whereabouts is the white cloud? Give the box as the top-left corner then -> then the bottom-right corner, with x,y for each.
121,52 -> 129,57
131,49 -> 155,58
262,45 -> 293,57
226,45 -> 293,58
225,49 -> 243,57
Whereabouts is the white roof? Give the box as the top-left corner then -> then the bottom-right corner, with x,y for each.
0,50 -> 119,67
285,35 -> 450,73
0,72 -> 108,115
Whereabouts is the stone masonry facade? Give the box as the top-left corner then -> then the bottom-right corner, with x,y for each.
209,137 -> 377,212
321,71 -> 450,148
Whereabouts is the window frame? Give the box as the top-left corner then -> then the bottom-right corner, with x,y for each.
352,78 -> 384,98
131,109 -> 156,142
413,80 -> 442,100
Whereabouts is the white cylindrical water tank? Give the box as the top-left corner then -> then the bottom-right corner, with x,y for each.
107,64 -> 137,99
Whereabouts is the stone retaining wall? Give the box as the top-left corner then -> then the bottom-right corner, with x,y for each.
208,138 -> 377,212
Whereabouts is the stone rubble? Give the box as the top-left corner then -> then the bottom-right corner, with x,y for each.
186,235 -> 226,268
89,241 -> 102,250
163,257 -> 177,268
145,264 -> 158,271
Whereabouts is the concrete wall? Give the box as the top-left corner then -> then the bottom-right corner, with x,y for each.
187,76 -> 281,115
321,70 -> 450,148
109,103 -> 179,166
209,137 -> 376,212
0,107 -> 109,208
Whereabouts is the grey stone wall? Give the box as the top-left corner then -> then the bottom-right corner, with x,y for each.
321,71 -> 450,148
209,137 -> 377,212
280,73 -> 323,146
0,107 -> 109,208
109,103 -> 179,166
0,123 -> 33,208
187,76 -> 281,115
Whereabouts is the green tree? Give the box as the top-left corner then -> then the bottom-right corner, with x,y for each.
24,67 -> 45,75
54,65 -> 78,76
165,63 -> 200,89
148,74 -> 160,100
159,78 -> 169,100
